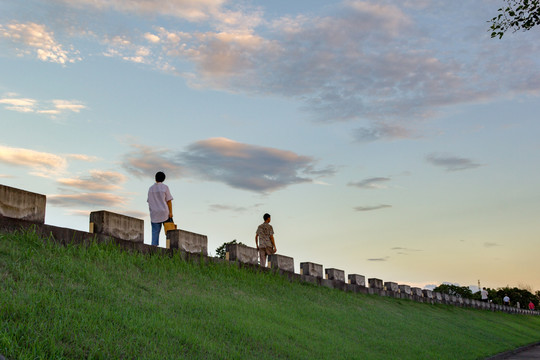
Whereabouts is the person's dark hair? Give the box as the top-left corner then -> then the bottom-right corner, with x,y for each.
263,213 -> 271,221
155,171 -> 166,182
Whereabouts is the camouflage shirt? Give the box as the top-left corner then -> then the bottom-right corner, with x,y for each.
256,222 -> 274,248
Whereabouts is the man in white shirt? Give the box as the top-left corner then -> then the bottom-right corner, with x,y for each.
481,288 -> 488,302
147,171 -> 173,246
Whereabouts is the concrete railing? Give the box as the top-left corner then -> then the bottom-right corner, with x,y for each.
0,183 -> 537,316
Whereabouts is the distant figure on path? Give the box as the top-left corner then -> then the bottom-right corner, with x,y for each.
529,301 -> 535,311
255,213 -> 276,267
503,294 -> 510,306
481,287 -> 488,302
147,171 -> 173,246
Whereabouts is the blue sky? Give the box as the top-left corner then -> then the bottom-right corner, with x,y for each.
1,0 -> 540,291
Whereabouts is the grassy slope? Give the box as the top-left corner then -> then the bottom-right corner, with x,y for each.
1,229 -> 540,360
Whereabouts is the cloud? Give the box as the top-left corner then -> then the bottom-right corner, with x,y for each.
52,0 -> 227,22
58,170 -> 127,191
209,204 -> 248,212
0,94 -> 86,117
122,139 -> 333,192
180,137 -> 325,192
353,123 -> 415,143
0,145 -> 67,177
348,177 -> 390,189
66,154 -> 100,162
426,153 -> 482,172
484,242 -> 501,248
122,144 -> 184,179
367,257 -> 389,262
48,192 -> 126,208
354,204 -> 391,212
0,22 -> 80,64
0,98 -> 36,113
392,247 -> 422,255
209,203 -> 263,213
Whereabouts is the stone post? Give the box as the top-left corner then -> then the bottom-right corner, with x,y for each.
166,229 -> 208,255
0,184 -> 46,223
348,274 -> 366,286
268,254 -> 294,272
325,268 -> 345,282
300,262 -> 323,278
399,285 -> 412,295
226,243 -> 258,265
384,281 -> 398,292
89,210 -> 144,243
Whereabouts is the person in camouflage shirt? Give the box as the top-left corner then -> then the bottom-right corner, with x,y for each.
255,213 -> 277,267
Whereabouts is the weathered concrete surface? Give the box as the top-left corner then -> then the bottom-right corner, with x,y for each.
348,274 -> 365,286
325,268 -> 345,282
300,262 -> 323,278
384,281 -> 398,292
90,211 -> 144,243
166,229 -> 208,255
268,254 -> 294,272
369,278 -> 383,289
321,278 -> 347,291
399,284 -> 412,295
422,289 -> 433,299
411,287 -> 423,297
226,243 -> 258,265
0,184 -> 46,223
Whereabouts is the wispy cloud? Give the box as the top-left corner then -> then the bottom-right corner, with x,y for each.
0,22 -> 80,64
0,93 -> 86,118
48,192 -> 126,208
426,153 -> 482,172
354,204 -> 391,212
3,1 -> 540,128
66,154 -> 100,162
0,144 -> 67,177
209,203 -> 263,213
58,170 -> 127,191
348,177 -> 390,189
484,242 -> 501,248
367,257 -> 389,262
392,247 -> 422,255
353,123 -> 416,143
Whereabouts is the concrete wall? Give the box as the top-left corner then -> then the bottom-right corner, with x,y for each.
90,211 -> 144,243
166,229 -> 208,255
0,184 -> 46,223
2,183 -> 538,318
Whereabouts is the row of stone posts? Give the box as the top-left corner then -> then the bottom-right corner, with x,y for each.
0,183 -> 537,316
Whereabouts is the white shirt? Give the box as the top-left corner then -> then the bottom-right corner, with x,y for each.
147,182 -> 173,223
481,290 -> 488,300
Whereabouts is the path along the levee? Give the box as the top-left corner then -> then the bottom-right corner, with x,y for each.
487,343 -> 540,359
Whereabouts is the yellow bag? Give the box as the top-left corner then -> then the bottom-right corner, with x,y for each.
163,219 -> 177,233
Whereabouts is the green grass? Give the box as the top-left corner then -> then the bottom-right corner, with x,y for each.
1,228 -> 540,359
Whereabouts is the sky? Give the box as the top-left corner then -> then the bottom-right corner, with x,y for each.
1,0 -> 539,292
